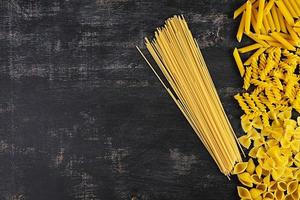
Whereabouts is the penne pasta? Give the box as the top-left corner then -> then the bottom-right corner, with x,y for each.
263,13 -> 271,32
288,0 -> 300,16
294,27 -> 300,34
266,12 -> 276,32
266,41 -> 285,48
253,8 -> 267,34
237,12 -> 246,42
286,23 -> 300,43
277,6 -> 287,33
233,48 -> 245,76
255,33 -> 276,41
251,11 -> 261,33
275,0 -> 295,26
234,0 -> 257,19
271,6 -> 280,32
244,47 -> 266,65
239,43 -> 263,53
263,0 -> 275,15
256,0 -> 265,32
278,32 -> 291,39
245,1 -> 252,34
283,0 -> 298,18
246,32 -> 270,47
271,32 -> 295,51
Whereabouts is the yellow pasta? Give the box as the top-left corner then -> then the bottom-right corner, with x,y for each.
266,12 -> 276,32
251,10 -> 261,34
232,0 -> 300,199
253,8 -> 268,34
246,32 -> 270,47
233,162 -> 249,174
271,6 -> 280,32
286,23 -> 300,44
288,0 -> 300,16
271,32 -> 296,50
264,0 -> 275,15
239,43 -> 263,53
246,158 -> 256,174
250,188 -> 262,198
237,12 -> 246,42
233,48 -> 245,76
284,0 -> 298,18
287,180 -> 298,194
277,6 -> 288,33
255,34 -> 276,41
244,47 -> 267,65
138,16 -> 243,176
245,1 -> 252,34
234,0 -> 257,19
256,0 -> 265,31
263,13 -> 272,32
275,0 -> 295,26
243,67 -> 252,90
237,186 -> 252,199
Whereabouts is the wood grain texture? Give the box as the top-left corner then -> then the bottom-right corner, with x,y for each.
0,0 -> 247,199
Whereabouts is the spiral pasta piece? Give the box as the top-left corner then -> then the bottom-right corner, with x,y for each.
260,59 -> 275,80
259,53 -> 267,69
243,66 -> 252,90
235,94 -> 252,114
251,79 -> 270,88
243,93 -> 258,111
250,58 -> 259,80
251,94 -> 266,112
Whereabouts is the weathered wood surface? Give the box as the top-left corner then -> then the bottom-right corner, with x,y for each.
0,0 -> 247,199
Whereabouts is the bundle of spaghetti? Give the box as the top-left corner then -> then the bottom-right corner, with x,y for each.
137,15 -> 242,176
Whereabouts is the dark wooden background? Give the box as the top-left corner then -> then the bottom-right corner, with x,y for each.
0,0 -> 248,199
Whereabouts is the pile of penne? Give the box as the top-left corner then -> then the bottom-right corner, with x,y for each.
233,0 -> 300,70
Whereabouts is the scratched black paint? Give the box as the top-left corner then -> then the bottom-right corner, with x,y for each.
0,0 -> 247,199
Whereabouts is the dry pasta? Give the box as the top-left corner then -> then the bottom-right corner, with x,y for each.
137,16 -> 242,176
233,0 -> 300,199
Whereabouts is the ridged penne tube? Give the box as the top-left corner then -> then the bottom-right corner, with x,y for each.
256,0 -> 265,31
244,47 -> 267,65
264,0 -> 275,15
250,9 -> 261,33
239,43 -> 263,53
286,23 -> 300,44
246,32 -> 270,47
271,32 -> 296,50
275,0 -> 295,26
284,0 -> 298,18
277,6 -> 287,33
266,12 -> 276,32
233,48 -> 245,76
263,13 -> 271,32
237,12 -> 246,42
245,1 -> 252,34
255,34 -> 276,41
271,6 -> 280,32
234,0 -> 256,19
253,8 -> 268,34
288,0 -> 300,16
